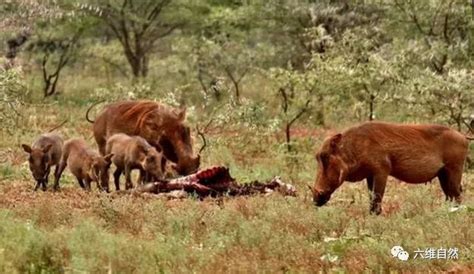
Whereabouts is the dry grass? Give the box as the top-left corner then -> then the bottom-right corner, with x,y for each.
0,103 -> 473,273
0,174 -> 472,273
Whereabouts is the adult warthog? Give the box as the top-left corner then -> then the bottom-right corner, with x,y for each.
311,121 -> 472,215
86,100 -> 201,175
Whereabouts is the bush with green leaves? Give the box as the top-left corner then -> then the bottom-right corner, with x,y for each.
0,68 -> 27,135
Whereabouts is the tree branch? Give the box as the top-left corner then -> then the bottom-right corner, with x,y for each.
279,87 -> 289,113
141,0 -> 171,35
442,0 -> 454,45
42,53 -> 49,84
428,1 -> 444,36
224,66 -> 243,100
289,99 -> 311,126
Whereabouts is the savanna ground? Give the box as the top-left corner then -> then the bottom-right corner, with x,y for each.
0,103 -> 473,273
1,0 -> 474,272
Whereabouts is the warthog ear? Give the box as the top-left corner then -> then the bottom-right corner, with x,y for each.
330,133 -> 342,150
103,153 -> 114,163
42,144 -> 53,153
22,144 -> 32,153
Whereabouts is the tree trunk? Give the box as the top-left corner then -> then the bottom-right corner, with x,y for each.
128,54 -> 149,78
130,57 -> 140,78
42,53 -> 66,98
224,67 -> 242,103
43,73 -> 61,98
141,55 -> 149,77
232,80 -> 240,102
369,94 -> 375,121
285,123 -> 291,152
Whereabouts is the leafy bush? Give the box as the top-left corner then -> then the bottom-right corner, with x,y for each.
0,68 -> 28,135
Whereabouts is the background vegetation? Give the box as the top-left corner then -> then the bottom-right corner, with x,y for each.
0,0 -> 473,272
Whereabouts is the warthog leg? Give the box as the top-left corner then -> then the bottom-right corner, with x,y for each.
53,162 -> 67,191
124,165 -> 134,190
34,180 -> 42,191
369,172 -> 388,215
76,177 -> 86,189
113,167 -> 123,191
367,176 -> 374,192
438,165 -> 463,204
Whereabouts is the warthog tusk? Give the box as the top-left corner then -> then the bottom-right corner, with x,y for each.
307,184 -> 315,194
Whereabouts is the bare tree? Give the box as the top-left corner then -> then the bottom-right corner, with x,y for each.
224,65 -> 249,102
36,33 -> 81,97
280,86 -> 311,152
196,118 -> 214,154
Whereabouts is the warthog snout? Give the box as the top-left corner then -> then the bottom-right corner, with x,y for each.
175,154 -> 200,175
313,191 -> 331,207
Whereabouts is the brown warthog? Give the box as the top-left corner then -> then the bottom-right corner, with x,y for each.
54,139 -> 113,191
22,133 -> 63,191
312,121 -> 471,215
106,133 -> 166,190
86,100 -> 200,175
